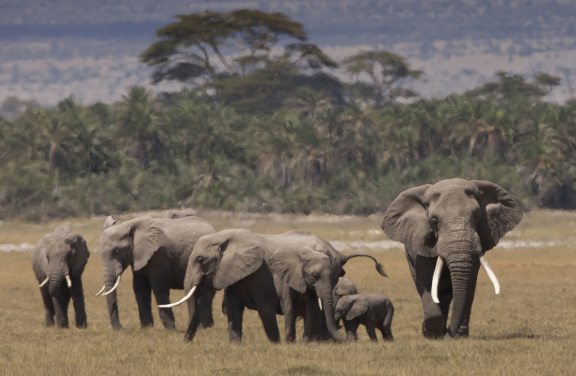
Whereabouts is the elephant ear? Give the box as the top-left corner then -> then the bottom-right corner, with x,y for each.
68,233 -> 90,276
103,215 -> 117,229
133,224 -> 172,271
213,233 -> 266,290
269,247 -> 328,294
381,184 -> 438,257
472,180 -> 523,251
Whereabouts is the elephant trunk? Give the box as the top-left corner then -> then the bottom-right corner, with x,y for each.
445,250 -> 479,338
317,287 -> 345,343
102,264 -> 123,330
48,263 -> 69,297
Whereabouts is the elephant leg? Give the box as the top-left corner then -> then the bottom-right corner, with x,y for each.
343,319 -> 359,341
280,288 -> 297,343
150,281 -> 176,330
379,324 -> 394,341
40,288 -> 55,327
413,255 -> 447,339
304,292 -> 330,342
224,292 -> 244,343
365,323 -> 378,342
70,278 -> 87,328
253,296 -> 280,343
133,274 -> 154,328
380,306 -> 395,341
53,288 -> 71,328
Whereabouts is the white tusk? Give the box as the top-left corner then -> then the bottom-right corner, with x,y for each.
94,285 -> 106,296
480,255 -> 500,295
65,275 -> 72,288
38,277 -> 49,288
431,257 -> 444,304
158,286 -> 197,308
103,275 -> 122,296
318,298 -> 323,311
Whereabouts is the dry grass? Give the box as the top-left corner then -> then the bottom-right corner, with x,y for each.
1,210 -> 576,375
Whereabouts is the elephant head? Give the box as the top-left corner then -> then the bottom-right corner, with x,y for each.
97,215 -> 173,297
39,226 -> 90,297
333,276 -> 359,306
270,245 -> 346,343
334,294 -> 370,322
381,178 -> 522,337
161,229 -> 268,308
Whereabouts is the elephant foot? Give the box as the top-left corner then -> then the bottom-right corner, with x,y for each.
422,315 -> 446,339
76,321 -> 88,329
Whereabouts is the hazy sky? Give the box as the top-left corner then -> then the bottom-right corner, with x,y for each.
2,0 -> 576,106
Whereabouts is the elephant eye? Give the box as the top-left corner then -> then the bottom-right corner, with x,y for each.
429,216 -> 439,231
113,249 -> 120,255
196,255 -> 204,263
311,272 -> 320,279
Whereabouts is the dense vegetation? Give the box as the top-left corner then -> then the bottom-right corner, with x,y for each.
1,10 -> 575,221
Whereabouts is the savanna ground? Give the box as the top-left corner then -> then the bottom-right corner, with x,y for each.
0,209 -> 575,375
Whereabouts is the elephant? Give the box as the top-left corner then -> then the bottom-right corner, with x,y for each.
31,226 -> 90,328
381,178 -> 522,339
333,276 -> 359,306
334,292 -> 394,342
161,229 -> 386,344
162,229 -> 281,343
333,276 -> 359,329
96,214 -> 216,330
267,231 -> 387,343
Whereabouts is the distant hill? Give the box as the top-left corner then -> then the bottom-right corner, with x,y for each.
1,0 -> 575,105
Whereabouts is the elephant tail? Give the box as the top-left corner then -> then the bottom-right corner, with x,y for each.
343,254 -> 387,277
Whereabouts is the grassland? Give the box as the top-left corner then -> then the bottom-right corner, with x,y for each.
1,209 -> 575,375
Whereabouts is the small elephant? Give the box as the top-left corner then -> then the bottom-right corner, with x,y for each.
32,226 -> 90,328
333,276 -> 359,306
97,215 -> 216,330
334,292 -> 394,342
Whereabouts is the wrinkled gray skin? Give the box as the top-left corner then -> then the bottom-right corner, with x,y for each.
183,229 -> 385,344
183,229 -> 281,343
32,226 -> 90,328
381,179 -> 522,338
100,215 -> 216,330
266,231 -> 386,343
334,292 -> 394,342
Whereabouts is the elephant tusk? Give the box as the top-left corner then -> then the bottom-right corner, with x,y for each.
431,257 -> 444,304
318,298 -> 323,311
65,275 -> 72,288
94,285 -> 106,296
38,277 -> 49,288
480,255 -> 500,295
158,286 -> 197,308
103,275 -> 121,296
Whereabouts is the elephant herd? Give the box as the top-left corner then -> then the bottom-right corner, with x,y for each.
31,178 -> 523,343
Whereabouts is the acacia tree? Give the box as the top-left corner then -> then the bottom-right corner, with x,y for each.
466,71 -> 562,102
140,9 -> 338,112
341,51 -> 423,107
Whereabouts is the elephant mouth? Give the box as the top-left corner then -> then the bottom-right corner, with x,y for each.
430,254 -> 500,304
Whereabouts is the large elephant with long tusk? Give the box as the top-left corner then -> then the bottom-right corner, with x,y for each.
32,226 -> 90,328
97,215 -> 216,330
381,179 -> 522,339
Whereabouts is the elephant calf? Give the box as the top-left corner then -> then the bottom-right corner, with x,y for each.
32,226 -> 90,328
334,292 -> 394,342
